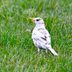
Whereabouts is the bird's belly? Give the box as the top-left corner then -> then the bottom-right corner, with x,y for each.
32,38 -> 46,49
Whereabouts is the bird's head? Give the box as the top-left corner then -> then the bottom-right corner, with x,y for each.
30,17 -> 44,25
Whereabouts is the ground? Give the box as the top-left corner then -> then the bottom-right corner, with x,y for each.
0,0 -> 72,72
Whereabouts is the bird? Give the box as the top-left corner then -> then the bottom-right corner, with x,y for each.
30,17 -> 58,56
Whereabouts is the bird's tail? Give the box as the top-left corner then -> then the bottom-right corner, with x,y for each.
47,46 -> 58,56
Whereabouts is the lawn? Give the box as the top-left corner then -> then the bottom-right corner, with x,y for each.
0,0 -> 72,72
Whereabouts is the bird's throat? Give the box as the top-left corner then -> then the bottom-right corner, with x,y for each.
35,23 -> 45,29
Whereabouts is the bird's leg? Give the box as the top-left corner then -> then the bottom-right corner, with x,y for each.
38,48 -> 40,54
46,49 -> 48,53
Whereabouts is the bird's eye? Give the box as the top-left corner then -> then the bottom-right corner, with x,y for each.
36,19 -> 40,21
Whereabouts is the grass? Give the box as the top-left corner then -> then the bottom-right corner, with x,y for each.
0,0 -> 72,72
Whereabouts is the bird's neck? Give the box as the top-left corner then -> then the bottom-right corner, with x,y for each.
35,23 -> 45,29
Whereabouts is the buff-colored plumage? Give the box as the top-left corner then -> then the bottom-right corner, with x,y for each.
31,17 -> 58,56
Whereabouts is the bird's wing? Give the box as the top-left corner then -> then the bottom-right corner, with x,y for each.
38,28 -> 51,43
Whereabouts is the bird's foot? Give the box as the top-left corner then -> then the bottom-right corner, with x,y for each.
46,49 -> 48,53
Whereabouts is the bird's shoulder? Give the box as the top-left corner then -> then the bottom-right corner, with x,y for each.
38,28 -> 50,36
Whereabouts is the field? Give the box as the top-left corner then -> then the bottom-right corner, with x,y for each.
0,0 -> 72,72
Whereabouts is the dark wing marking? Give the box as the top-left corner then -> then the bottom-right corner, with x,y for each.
41,36 -> 47,41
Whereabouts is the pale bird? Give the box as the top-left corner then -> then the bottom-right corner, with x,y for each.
31,17 -> 58,56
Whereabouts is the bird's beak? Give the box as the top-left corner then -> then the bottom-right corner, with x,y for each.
29,18 -> 35,22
